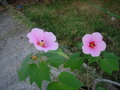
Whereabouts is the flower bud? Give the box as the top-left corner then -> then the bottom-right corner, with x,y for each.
31,56 -> 38,60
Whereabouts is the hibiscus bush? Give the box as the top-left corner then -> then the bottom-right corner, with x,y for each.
17,28 -> 120,90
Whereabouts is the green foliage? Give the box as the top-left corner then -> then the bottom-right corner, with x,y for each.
17,0 -> 120,89
78,43 -> 83,49
47,82 -> 74,90
23,0 -> 120,56
103,52 -> 119,61
44,49 -> 67,59
47,71 -> 83,90
17,54 -> 51,88
97,86 -> 106,90
29,62 -> 51,88
17,54 -> 32,81
17,50 -> 120,89
56,49 -> 69,59
83,52 -> 119,75
88,56 -> 100,64
47,56 -> 65,68
83,54 -> 100,64
37,50 -> 67,68
17,50 -> 68,88
64,53 -> 84,70
99,52 -> 119,75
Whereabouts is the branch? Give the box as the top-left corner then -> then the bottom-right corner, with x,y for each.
92,79 -> 120,90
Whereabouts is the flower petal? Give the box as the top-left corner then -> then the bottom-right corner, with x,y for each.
95,41 -> 106,51
90,50 -> 101,57
27,28 -> 59,52
27,33 -> 37,44
82,45 -> 90,54
92,32 -> 103,41
34,42 -> 58,52
45,42 -> 58,51
43,32 -> 57,48
82,34 -> 92,46
43,32 -> 56,42
31,28 -> 44,41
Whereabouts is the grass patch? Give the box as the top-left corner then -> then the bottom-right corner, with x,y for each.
21,0 -> 120,56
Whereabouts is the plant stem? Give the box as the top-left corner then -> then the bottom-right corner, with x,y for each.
92,79 -> 120,90
50,72 -> 59,81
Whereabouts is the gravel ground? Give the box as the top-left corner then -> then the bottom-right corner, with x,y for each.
0,9 -> 39,90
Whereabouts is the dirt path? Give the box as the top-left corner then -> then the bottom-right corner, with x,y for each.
0,10 -> 39,90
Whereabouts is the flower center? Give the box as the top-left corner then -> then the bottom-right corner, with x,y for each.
37,40 -> 45,47
89,41 -> 96,48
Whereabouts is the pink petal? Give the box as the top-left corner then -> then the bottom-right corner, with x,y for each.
27,28 -> 59,52
92,32 -> 103,41
90,49 -> 101,57
34,42 -> 58,52
43,32 -> 57,48
82,45 -> 90,54
95,41 -> 106,51
43,32 -> 56,42
45,42 -> 58,51
31,28 -> 44,41
82,34 -> 92,46
27,33 -> 37,44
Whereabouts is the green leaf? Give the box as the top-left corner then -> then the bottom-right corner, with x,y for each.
36,50 -> 67,68
99,58 -> 119,75
64,53 -> 84,70
59,72 -> 83,89
29,62 -> 51,88
17,64 -> 30,81
47,57 -> 65,68
17,54 -> 32,81
47,71 -> 83,90
56,48 -> 69,59
99,52 -> 119,75
88,57 -> 100,64
84,54 -> 100,64
20,54 -> 32,67
78,43 -> 83,49
47,82 -> 75,90
43,51 -> 59,58
38,49 -> 68,59
17,54 -> 51,88
97,86 -> 106,90
103,52 -> 119,61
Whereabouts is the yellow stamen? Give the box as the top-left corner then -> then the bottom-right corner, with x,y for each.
38,40 -> 45,47
39,42 -> 45,47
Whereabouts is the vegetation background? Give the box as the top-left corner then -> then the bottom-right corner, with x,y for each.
5,0 -> 120,88
15,0 -> 120,55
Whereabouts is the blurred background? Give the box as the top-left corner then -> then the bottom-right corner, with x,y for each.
0,0 -> 120,90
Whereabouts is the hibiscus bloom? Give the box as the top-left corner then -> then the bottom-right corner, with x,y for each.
82,32 -> 106,57
27,28 -> 58,52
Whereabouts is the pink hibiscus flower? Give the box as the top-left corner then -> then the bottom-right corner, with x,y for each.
82,32 -> 106,57
27,28 -> 58,52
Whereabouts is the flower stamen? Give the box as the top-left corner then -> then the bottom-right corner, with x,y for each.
37,40 -> 45,47
89,41 -> 96,48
